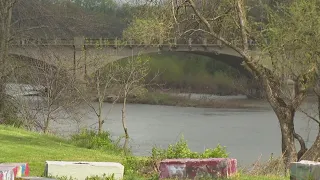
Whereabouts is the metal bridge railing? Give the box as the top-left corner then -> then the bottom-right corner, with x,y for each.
10,37 -> 258,48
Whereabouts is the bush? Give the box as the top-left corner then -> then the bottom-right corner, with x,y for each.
0,95 -> 24,128
70,129 -> 122,153
151,135 -> 229,160
122,156 -> 158,179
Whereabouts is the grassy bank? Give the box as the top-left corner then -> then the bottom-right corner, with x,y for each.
0,125 -> 288,179
0,126 -> 123,176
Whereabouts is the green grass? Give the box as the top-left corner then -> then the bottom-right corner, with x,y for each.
232,175 -> 288,180
0,125 -> 289,180
0,125 -> 123,176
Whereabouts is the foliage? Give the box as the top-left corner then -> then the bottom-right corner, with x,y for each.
151,135 -> 229,160
122,156 -> 157,179
123,1 -> 174,44
123,17 -> 173,44
253,0 -> 320,80
144,53 -> 246,94
0,96 -> 23,128
70,129 -> 123,153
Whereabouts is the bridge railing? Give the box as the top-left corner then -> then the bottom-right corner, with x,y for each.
11,38 -> 74,46
10,37 -> 258,48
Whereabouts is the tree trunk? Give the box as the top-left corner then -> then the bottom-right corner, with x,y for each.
275,107 -> 297,171
122,95 -> 129,152
264,79 -> 297,170
0,0 -> 13,114
98,97 -> 103,133
44,115 -> 50,134
294,132 -> 308,161
300,95 -> 320,161
300,124 -> 320,161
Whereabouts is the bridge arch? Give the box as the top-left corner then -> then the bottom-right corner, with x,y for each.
83,46 -> 252,78
9,42 -> 255,78
7,54 -> 71,86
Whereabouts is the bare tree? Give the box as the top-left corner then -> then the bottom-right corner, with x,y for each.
12,54 -> 83,134
0,0 -> 15,116
125,0 -> 320,169
112,55 -> 151,151
76,60 -> 120,134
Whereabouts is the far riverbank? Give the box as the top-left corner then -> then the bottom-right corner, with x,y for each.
104,91 -> 270,109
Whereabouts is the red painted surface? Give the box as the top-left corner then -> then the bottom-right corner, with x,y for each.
159,158 -> 237,179
25,163 -> 30,176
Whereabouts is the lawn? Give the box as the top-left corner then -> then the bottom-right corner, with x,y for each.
0,125 -> 123,176
0,125 -> 289,180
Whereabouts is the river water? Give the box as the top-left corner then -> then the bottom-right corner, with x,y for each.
47,97 -> 318,167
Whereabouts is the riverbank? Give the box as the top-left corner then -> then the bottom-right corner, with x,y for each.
105,91 -> 268,109
0,125 -> 288,179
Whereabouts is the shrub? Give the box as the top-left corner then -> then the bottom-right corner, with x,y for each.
0,95 -> 24,128
70,129 -> 122,153
122,156 -> 158,179
151,135 -> 229,161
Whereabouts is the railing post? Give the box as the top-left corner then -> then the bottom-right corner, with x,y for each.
129,38 -> 133,48
202,38 -> 207,46
188,38 -> 192,47
55,38 -> 61,45
173,37 -> 177,47
159,36 -> 163,47
99,38 -> 103,47
217,38 -> 222,46
188,38 -> 192,50
114,37 -> 118,49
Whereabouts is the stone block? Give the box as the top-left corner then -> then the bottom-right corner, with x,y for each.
0,166 -> 15,180
45,161 -> 124,180
159,158 -> 237,179
0,163 -> 29,177
290,160 -> 320,180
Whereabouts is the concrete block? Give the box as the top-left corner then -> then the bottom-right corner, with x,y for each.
45,161 -> 124,180
290,160 -> 320,180
159,158 -> 237,179
0,166 -> 15,180
0,163 -> 29,177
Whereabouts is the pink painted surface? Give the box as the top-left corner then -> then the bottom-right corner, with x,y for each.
159,158 -> 237,179
0,163 -> 30,177
0,167 -> 15,180
0,166 -> 17,178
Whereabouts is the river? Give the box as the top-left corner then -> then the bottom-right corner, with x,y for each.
46,96 -> 318,167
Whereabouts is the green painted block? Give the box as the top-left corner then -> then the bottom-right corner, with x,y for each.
290,160 -> 320,180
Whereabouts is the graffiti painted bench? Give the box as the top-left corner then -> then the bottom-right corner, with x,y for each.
159,158 -> 237,179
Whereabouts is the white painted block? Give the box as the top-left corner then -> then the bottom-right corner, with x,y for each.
290,160 -> 320,180
45,161 -> 124,180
